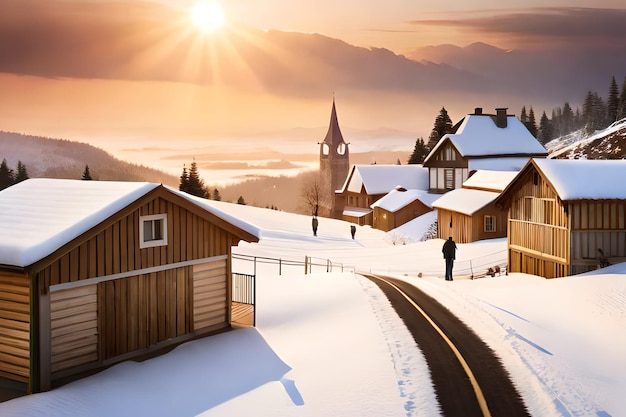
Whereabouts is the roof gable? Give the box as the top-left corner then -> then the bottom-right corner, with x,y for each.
424,113 -> 547,164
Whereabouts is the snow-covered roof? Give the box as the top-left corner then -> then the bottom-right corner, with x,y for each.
432,188 -> 500,215
343,207 -> 372,218
462,170 -> 518,192
468,157 -> 533,172
370,189 -> 440,212
342,165 -> 428,195
533,158 -> 626,200
426,113 -> 547,162
0,179 -> 159,267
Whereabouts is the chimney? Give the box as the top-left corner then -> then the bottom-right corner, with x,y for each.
474,107 -> 483,115
495,107 -> 508,128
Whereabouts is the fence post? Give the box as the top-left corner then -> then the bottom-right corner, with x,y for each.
279,258 -> 282,276
470,260 -> 474,280
304,256 -> 308,275
327,259 -> 330,272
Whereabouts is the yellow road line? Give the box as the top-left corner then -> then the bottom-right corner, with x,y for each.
370,274 -> 492,417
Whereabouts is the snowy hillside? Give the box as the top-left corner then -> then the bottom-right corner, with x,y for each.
547,118 -> 626,159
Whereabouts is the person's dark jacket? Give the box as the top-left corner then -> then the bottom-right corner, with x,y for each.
442,238 -> 457,260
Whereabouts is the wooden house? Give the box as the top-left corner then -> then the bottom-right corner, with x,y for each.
0,179 -> 259,392
495,159 -> 626,278
432,170 -> 516,243
336,164 -> 428,226
423,107 -> 547,193
371,187 -> 439,232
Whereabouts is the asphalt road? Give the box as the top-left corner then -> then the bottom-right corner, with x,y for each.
363,274 -> 530,417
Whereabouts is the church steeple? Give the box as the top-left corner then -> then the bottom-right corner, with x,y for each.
319,97 -> 350,218
321,98 -> 347,149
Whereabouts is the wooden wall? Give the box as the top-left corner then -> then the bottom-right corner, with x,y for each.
50,285 -> 98,372
0,271 -> 30,383
193,259 -> 228,330
569,200 -> 626,274
437,204 -> 505,243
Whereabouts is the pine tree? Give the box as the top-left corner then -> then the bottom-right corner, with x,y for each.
607,76 -> 619,123
186,161 -> 207,198
14,161 -> 28,184
520,106 -> 528,125
426,107 -> 453,150
237,196 -> 246,205
179,165 -> 189,193
561,102 -> 574,135
407,137 -> 428,164
82,165 -> 93,180
0,158 -> 14,191
617,76 -> 626,121
212,188 -> 221,201
527,107 -> 538,137
538,111 -> 553,144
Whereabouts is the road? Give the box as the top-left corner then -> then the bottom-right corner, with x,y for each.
362,273 -> 530,417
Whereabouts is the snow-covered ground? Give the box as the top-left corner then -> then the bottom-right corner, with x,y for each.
0,206 -> 624,417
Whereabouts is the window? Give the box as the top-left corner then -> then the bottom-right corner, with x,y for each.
140,214 -> 168,248
444,169 -> 454,190
336,143 -> 346,155
484,215 -> 496,232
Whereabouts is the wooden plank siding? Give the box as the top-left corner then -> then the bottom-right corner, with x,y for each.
193,260 -> 228,330
50,286 -> 98,373
98,268 -> 192,360
0,271 -> 31,383
436,204 -> 506,244
39,196 -> 235,286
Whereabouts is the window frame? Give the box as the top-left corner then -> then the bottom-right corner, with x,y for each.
139,213 -> 168,249
484,215 -> 496,232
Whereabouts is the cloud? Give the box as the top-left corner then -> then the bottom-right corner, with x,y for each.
409,7 -> 626,46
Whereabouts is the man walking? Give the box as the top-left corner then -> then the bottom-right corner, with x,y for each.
442,236 -> 457,281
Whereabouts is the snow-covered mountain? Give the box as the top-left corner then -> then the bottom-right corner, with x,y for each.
547,118 -> 626,159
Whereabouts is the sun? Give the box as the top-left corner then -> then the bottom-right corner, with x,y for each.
190,1 -> 225,33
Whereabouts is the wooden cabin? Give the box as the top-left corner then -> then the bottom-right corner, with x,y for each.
495,159 -> 626,278
0,179 -> 259,393
336,164 -> 428,226
433,188 -> 507,243
431,170 -> 516,243
371,187 -> 438,232
423,107 -> 547,193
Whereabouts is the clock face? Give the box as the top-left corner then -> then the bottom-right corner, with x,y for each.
337,143 -> 346,155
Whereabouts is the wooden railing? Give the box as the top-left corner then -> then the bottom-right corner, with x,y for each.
509,219 -> 569,261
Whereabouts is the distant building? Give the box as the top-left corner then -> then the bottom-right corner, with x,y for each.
336,164 -> 429,226
319,98 -> 350,218
371,186 -> 439,232
423,107 -> 547,193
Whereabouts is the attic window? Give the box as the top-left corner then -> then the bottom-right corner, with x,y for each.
140,214 -> 168,249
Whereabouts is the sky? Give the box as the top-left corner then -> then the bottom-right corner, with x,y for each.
0,0 -> 624,184
0,202 -> 623,416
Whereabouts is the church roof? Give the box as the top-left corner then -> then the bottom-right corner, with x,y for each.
321,98 -> 346,147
